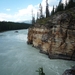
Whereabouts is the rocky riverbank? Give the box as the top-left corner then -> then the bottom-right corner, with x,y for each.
62,66 -> 75,75
27,7 -> 75,60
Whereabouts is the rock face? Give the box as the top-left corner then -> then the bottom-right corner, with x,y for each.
62,66 -> 75,75
27,8 -> 75,60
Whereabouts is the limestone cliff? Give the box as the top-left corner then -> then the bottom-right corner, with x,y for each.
27,7 -> 75,60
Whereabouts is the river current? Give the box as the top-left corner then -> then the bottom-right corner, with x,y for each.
0,29 -> 75,75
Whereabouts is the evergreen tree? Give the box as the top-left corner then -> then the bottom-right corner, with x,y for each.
39,3 -> 43,19
32,16 -> 35,25
65,0 -> 68,10
51,5 -> 55,16
46,0 -> 50,18
37,11 -> 39,20
58,0 -> 64,11
67,0 -> 75,9
32,10 -> 35,24
55,0 -> 64,13
65,0 -> 75,10
59,2 -> 64,11
55,5 -> 58,13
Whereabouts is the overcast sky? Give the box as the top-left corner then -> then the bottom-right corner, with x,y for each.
0,0 -> 68,22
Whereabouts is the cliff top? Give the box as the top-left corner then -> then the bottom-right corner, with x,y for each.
34,7 -> 75,30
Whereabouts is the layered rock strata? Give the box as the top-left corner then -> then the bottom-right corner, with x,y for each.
27,8 -> 75,60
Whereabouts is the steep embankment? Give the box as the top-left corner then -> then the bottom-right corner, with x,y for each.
27,7 -> 75,60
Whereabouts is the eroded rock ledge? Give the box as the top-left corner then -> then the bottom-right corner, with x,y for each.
27,8 -> 75,60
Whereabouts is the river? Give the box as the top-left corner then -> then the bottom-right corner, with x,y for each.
0,29 -> 75,75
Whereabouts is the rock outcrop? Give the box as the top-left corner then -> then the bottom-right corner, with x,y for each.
62,66 -> 75,75
27,7 -> 75,60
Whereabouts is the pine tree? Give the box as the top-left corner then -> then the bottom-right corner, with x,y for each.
65,0 -> 68,10
39,3 -> 43,19
65,0 -> 75,10
51,5 -> 55,16
32,10 -> 35,25
32,16 -> 35,25
37,11 -> 39,20
68,0 -> 75,9
55,5 -> 58,13
46,0 -> 50,18
55,0 -> 64,13
59,2 -> 64,11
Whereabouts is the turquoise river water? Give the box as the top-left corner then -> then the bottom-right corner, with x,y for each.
0,29 -> 75,75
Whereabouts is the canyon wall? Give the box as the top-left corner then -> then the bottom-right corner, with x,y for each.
27,8 -> 75,60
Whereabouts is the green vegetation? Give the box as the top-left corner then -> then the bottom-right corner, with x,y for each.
36,67 -> 45,75
46,0 -> 50,18
65,0 -> 75,10
0,21 -> 31,32
36,17 -> 50,25
32,10 -> 35,25
55,0 -> 64,13
39,3 -> 44,19
51,6 -> 55,16
32,0 -> 75,25
51,0 -> 75,15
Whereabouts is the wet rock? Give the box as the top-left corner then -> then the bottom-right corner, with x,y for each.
62,66 -> 75,75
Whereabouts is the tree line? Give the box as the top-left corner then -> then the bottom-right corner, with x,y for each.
32,0 -> 75,24
0,21 -> 31,32
51,0 -> 75,15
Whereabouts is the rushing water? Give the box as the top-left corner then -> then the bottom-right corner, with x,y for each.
0,29 -> 75,75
